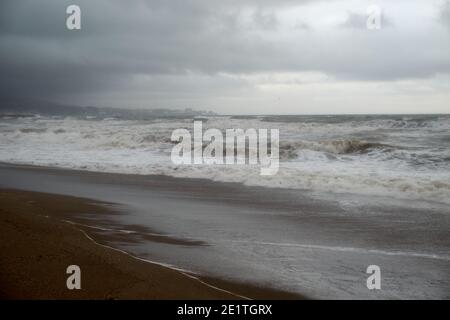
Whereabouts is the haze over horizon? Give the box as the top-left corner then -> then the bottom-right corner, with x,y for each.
1,0 -> 450,115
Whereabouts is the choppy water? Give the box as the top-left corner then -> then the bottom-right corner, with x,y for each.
1,113 -> 449,204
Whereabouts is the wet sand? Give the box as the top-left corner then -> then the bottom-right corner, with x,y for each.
0,189 -> 301,299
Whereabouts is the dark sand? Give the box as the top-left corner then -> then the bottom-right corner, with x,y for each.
0,188 -> 301,299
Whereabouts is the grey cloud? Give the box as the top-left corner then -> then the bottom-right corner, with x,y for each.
340,11 -> 393,29
340,12 -> 367,29
0,0 -> 449,108
293,21 -> 311,31
251,8 -> 279,30
441,1 -> 450,27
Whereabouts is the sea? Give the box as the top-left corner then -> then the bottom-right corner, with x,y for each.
1,113 -> 450,299
1,113 -> 449,205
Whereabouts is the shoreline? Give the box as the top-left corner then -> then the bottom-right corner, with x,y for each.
0,188 -> 302,299
1,163 -> 449,299
1,161 -> 448,209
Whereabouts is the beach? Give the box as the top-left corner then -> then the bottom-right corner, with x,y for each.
0,187 -> 300,299
1,163 -> 449,299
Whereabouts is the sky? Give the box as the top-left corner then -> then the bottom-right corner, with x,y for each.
1,0 -> 449,114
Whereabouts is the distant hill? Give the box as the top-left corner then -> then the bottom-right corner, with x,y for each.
0,98 -> 217,120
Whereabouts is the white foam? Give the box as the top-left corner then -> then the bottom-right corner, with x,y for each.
1,116 -> 449,205
227,240 -> 450,261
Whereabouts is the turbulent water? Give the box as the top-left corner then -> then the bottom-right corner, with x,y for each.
1,114 -> 449,204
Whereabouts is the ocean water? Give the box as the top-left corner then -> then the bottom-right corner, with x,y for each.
1,113 -> 450,299
1,113 -> 449,205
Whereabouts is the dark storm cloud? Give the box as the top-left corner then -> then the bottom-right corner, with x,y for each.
0,0 -> 309,101
0,0 -> 449,106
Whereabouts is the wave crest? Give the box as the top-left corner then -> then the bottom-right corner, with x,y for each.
280,139 -> 391,157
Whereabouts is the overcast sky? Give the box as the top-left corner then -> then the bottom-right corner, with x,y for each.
1,0 -> 449,114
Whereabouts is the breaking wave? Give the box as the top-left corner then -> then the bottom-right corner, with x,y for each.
0,114 -> 449,205
280,139 -> 393,158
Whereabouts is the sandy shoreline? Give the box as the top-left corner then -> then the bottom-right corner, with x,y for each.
1,163 -> 449,299
0,188 -> 302,299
